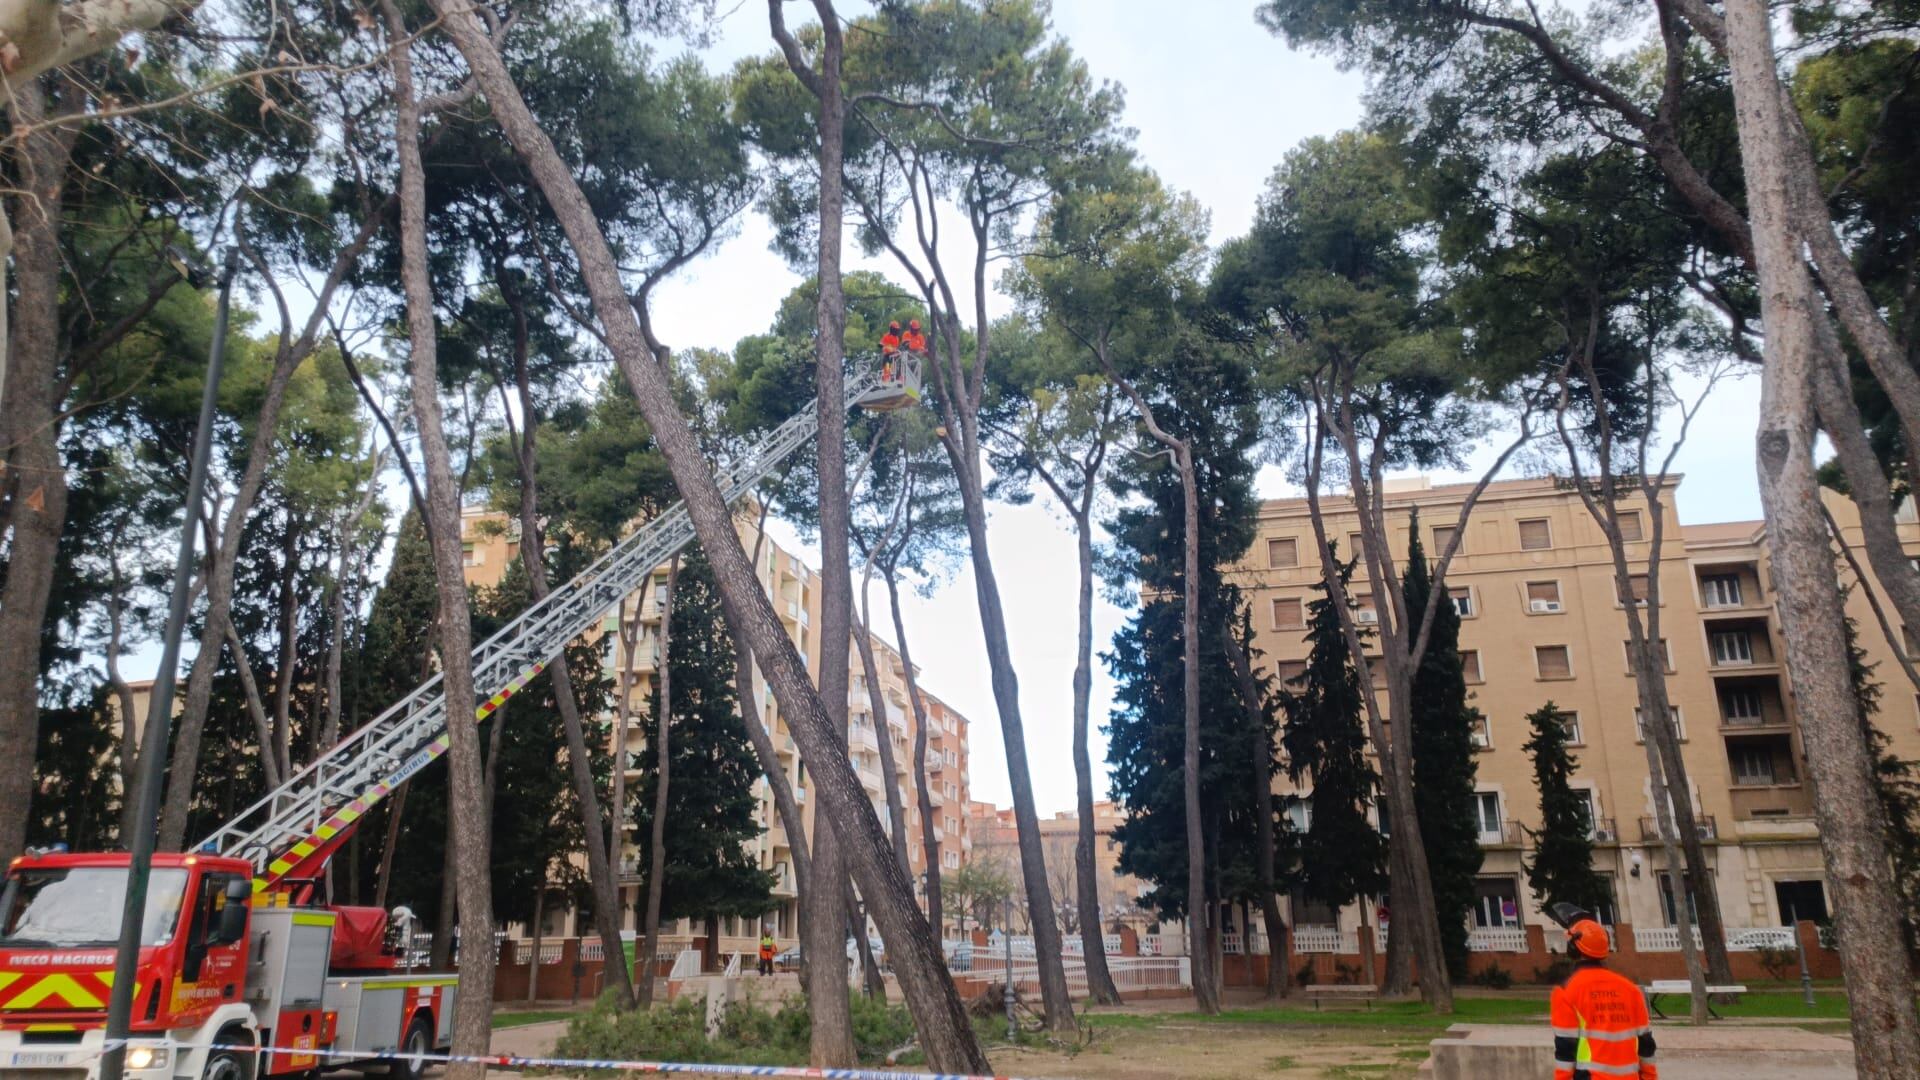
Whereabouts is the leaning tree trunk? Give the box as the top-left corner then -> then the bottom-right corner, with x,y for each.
1645,734 -> 1710,1024
854,590 -> 912,875
1726,0 -> 1920,1063
424,5 -> 987,1065
885,570 -> 943,937
383,7 -> 496,1071
1068,512 -> 1122,1003
636,557 -> 679,1008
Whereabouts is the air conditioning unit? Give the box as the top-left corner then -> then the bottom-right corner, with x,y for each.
1355,609 -> 1379,625
1530,599 -> 1562,613
1592,826 -> 1616,842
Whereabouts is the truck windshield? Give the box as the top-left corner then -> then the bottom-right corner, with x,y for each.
0,868 -> 190,948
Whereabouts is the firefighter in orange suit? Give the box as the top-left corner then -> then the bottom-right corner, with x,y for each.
903,318 -> 928,354
1550,909 -> 1657,1080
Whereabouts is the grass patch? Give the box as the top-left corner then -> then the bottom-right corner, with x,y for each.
1266,1055 -> 1301,1070
491,1010 -> 570,1029
1709,991 -> 1853,1021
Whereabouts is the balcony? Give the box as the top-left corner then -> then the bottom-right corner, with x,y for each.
1477,822 -> 1525,849
1639,814 -> 1718,842
1588,817 -> 1621,845
848,723 -> 880,753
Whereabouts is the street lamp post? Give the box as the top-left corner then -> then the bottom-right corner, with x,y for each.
1003,899 -> 1015,1042
1788,903 -> 1815,1007
99,249 -> 239,1080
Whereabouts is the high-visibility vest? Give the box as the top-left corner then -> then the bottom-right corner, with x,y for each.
1550,964 -> 1658,1079
759,937 -> 775,959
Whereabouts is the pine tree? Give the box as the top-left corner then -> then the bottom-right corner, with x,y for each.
1522,702 -> 1608,912
630,548 -> 777,928
1281,548 -> 1386,912
1403,512 -> 1484,978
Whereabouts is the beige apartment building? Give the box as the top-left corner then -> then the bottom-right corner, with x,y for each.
1235,475 -> 1920,944
460,505 -> 974,951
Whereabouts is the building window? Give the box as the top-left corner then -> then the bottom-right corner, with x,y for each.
1619,573 -> 1651,606
1267,537 -> 1298,569
1271,596 -> 1305,631
1460,650 -> 1483,683
1574,788 -> 1600,836
1702,574 -> 1743,607
1729,743 -> 1778,786
1527,580 -> 1563,613
1635,706 -> 1686,741
1469,714 -> 1492,749
1535,645 -> 1573,679
1449,587 -> 1474,618
1284,797 -> 1312,833
462,542 -> 481,567
1617,511 -> 1644,542
1519,518 -> 1553,550
1472,876 -> 1521,928
1658,872 -> 1701,928
1559,711 -> 1584,745
1433,525 -> 1460,554
1348,532 -> 1367,564
1277,659 -> 1308,686
1710,630 -> 1754,666
1721,688 -> 1764,725
1775,880 -> 1828,924
1473,791 -> 1504,844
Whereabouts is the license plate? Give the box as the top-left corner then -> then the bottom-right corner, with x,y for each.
9,1051 -> 71,1066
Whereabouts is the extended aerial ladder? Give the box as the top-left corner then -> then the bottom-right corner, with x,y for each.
201,358 -> 923,896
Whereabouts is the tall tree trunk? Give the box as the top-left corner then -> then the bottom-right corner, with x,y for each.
223,620 -> 284,790
374,780 -> 408,913
270,521 -> 299,780
1065,510 -> 1122,1004
851,877 -> 886,998
1226,633 -> 1288,999
740,501 -> 813,928
504,293 -> 637,1009
1646,733 -> 1709,1024
0,78 -> 75,864
636,557 -> 679,1008
854,592 -> 912,875
383,6 -> 496,1069
426,5 -> 985,1065
1172,448 -> 1218,1012
1727,0 -> 1920,1065
526,881 -> 545,1003
885,570 -> 941,936
106,549 -> 143,844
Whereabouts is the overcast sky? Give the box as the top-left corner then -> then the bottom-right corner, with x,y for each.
626,2 -> 1765,818
130,2 -> 1765,821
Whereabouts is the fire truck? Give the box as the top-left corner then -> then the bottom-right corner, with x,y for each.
0,363 -> 917,1078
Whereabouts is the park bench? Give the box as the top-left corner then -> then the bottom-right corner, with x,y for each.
1643,980 -> 1749,1020
1303,984 -> 1380,1011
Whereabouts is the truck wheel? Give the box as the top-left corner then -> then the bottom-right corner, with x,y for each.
201,1048 -> 250,1080
384,1017 -> 434,1080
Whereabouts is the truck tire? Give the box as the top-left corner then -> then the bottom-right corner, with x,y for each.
201,1048 -> 250,1080
383,1016 -> 434,1080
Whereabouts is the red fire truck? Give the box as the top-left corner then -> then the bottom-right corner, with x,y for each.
0,851 -> 455,1078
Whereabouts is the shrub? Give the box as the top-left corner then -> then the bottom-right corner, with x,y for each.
1531,958 -> 1574,986
1295,960 -> 1317,987
1332,961 -> 1362,985
1753,945 -> 1795,981
554,988 -> 915,1070
1470,964 -> 1513,989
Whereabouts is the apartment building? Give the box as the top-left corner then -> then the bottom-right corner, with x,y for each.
965,799 -> 1157,937
1235,475 -> 1920,943
460,505 -> 974,949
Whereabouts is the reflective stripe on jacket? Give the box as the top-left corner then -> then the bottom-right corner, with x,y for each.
1549,963 -> 1657,1080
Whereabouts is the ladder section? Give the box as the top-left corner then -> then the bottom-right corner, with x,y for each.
202,368 -> 881,880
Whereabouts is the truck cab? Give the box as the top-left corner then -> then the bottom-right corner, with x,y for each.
0,852 -> 455,1079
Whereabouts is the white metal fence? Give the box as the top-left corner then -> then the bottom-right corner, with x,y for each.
1061,934 -> 1124,956
1468,926 -> 1529,953
1633,926 -> 1794,952
1292,926 -> 1358,955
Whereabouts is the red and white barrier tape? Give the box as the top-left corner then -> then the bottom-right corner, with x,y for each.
87,1039 -> 1052,1080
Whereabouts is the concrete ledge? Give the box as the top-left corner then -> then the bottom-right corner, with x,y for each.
1422,1023 -> 1855,1079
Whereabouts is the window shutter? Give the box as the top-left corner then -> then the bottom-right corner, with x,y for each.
1536,645 -> 1572,678
1519,519 -> 1552,550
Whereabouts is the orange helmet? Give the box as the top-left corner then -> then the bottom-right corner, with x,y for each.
889,321 -> 901,331
908,319 -> 922,331
1566,918 -> 1610,960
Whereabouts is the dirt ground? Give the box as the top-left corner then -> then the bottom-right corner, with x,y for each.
989,1020 -> 1439,1080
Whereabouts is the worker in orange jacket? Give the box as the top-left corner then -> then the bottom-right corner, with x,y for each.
902,317 -> 928,354
879,321 -> 903,382
1549,906 -> 1657,1080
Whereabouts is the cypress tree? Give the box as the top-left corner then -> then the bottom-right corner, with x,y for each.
1403,512 -> 1484,978
1522,701 -> 1608,912
1281,548 -> 1386,913
631,547 -> 777,928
